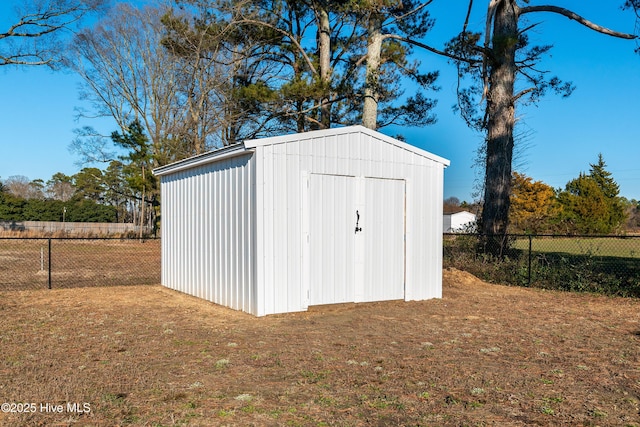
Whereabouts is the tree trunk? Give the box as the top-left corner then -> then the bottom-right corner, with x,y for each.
362,14 -> 383,130
317,6 -> 332,129
481,0 -> 518,251
475,1 -> 636,253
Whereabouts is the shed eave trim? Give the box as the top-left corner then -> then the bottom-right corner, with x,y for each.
152,144 -> 251,176
244,125 -> 450,166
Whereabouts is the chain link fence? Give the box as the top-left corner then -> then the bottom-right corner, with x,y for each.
0,238 -> 160,290
5,234 -> 639,296
444,233 -> 640,297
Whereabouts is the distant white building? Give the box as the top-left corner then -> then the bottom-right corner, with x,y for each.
443,210 -> 476,233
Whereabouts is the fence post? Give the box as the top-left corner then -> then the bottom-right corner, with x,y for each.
48,238 -> 52,290
528,235 -> 532,286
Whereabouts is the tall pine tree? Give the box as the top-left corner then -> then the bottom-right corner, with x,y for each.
556,155 -> 626,234
588,154 -> 625,231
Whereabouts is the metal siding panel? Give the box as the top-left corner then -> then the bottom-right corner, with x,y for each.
325,135 -> 338,175
229,165 -> 236,308
363,178 -> 405,302
220,167 -> 227,306
239,162 -> 245,310
233,163 -> 240,309
174,175 -> 181,291
204,171 -> 211,302
181,172 -> 187,292
198,172 -> 205,298
192,170 -> 199,295
370,134 -> 382,176
353,177 -> 365,302
247,156 -> 257,314
414,164 -> 429,300
254,148 -> 265,316
246,158 -> 254,313
301,172 -> 310,309
228,163 -> 235,307
404,177 -> 414,301
286,142 -> 302,311
159,154 -> 256,314
256,141 -> 308,315
308,175 -> 323,304
193,172 -> 200,298
160,177 -> 167,286
312,136 -> 326,172
405,160 -> 442,301
337,135 -> 350,174
429,163 -> 444,298
262,145 -> 275,315
212,165 -> 220,303
228,161 -> 235,307
235,158 -> 244,310
309,174 -> 355,305
272,146 -> 287,313
220,167 -> 227,305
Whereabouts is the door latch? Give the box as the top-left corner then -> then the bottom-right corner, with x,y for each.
355,210 -> 362,233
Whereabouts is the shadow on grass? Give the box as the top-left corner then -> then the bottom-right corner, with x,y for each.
444,236 -> 640,298
530,251 -> 640,297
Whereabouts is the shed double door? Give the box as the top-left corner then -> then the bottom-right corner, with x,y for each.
307,174 -> 405,306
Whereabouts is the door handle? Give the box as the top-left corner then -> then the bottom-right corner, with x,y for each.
355,210 -> 362,233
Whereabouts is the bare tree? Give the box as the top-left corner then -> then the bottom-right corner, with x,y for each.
46,172 -> 75,201
69,3 -> 189,165
71,2 -> 269,159
0,0 -> 103,67
163,1 -> 282,145
3,175 -> 44,200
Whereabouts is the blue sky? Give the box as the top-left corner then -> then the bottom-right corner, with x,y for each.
1,1 -> 639,203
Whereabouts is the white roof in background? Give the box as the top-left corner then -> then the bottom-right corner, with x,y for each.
444,210 -> 476,217
153,125 -> 449,177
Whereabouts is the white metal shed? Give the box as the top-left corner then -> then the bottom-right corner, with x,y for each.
443,211 -> 477,233
153,125 -> 450,316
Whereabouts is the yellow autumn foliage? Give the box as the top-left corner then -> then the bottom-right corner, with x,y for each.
509,172 -> 560,233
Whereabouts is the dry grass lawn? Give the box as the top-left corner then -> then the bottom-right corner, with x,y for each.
1,268 -> 639,426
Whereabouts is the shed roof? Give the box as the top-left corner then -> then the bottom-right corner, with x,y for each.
153,143 -> 248,177
153,125 -> 449,177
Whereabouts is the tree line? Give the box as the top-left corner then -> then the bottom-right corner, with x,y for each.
509,155 -> 640,234
445,155 -> 640,235
0,162 -> 150,226
2,1 -> 639,243
1,120 -> 156,228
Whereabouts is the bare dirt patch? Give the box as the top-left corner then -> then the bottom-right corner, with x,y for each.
1,268 -> 639,426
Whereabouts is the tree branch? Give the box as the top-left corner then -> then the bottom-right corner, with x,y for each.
519,6 -> 637,39
482,0 -> 501,100
384,34 -> 484,64
389,0 -> 435,24
234,18 -> 318,75
462,0 -> 474,35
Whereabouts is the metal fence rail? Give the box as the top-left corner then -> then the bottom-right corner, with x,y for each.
0,238 -> 160,290
443,233 -> 640,297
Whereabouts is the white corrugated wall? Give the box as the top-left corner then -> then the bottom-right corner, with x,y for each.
160,153 -> 257,314
250,127 -> 446,315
